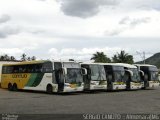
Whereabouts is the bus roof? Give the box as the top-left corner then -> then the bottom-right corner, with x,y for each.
81,62 -> 103,65
116,63 -> 137,69
98,63 -> 124,67
2,60 -> 80,66
2,60 -> 50,66
0,61 -> 19,65
134,64 -> 157,67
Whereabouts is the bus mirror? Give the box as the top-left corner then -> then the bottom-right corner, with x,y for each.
125,70 -> 133,76
82,68 -> 87,75
63,67 -> 67,75
139,70 -> 144,76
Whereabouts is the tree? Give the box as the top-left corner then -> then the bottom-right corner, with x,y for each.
31,56 -> 36,61
4,54 -> 9,61
10,56 -> 15,61
27,57 -> 31,61
112,50 -> 134,64
91,52 -> 111,63
0,56 -> 5,61
21,53 -> 27,61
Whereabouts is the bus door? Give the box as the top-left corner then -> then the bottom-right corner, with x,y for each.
104,66 -> 112,90
54,62 -> 64,92
124,70 -> 131,90
81,65 -> 91,90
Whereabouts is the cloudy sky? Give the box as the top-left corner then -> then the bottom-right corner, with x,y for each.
0,0 -> 160,62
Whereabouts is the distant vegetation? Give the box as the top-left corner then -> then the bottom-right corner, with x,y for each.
91,52 -> 111,63
136,52 -> 160,69
1,51 -> 160,69
0,53 -> 36,62
91,50 -> 134,64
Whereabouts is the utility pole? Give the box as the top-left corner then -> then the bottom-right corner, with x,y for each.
136,51 -> 146,64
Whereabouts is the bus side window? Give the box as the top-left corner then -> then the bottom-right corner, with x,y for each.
19,65 -> 27,73
35,64 -> 43,73
42,62 -> 52,73
13,66 -> 19,73
2,66 -> 13,74
27,65 -> 33,73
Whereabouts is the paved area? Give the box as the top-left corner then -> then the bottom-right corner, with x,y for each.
0,88 -> 160,114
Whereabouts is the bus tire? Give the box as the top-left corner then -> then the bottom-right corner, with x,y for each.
8,83 -> 13,91
13,83 -> 18,91
142,87 -> 146,90
46,84 -> 53,94
107,83 -> 113,91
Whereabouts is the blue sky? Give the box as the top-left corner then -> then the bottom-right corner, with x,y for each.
0,0 -> 160,62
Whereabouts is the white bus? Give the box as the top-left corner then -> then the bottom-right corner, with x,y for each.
81,63 -> 107,91
1,60 -> 86,93
100,63 -> 126,90
116,63 -> 142,90
134,64 -> 160,89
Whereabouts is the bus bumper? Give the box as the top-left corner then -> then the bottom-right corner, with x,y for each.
149,81 -> 160,88
90,85 -> 107,90
112,84 -> 126,90
130,82 -> 142,90
63,86 -> 84,92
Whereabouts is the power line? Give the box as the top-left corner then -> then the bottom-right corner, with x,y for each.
136,51 -> 147,64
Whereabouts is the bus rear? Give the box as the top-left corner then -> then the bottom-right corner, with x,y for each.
0,61 -> 18,88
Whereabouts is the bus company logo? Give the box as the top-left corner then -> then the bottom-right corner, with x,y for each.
12,74 -> 28,78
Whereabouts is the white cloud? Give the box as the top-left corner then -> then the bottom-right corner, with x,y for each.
0,14 -> 11,23
0,48 -> 24,56
0,0 -> 159,62
48,47 -> 124,61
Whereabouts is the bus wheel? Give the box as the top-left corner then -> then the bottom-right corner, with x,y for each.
142,87 -> 146,90
8,83 -> 13,91
13,83 -> 18,91
46,85 -> 53,94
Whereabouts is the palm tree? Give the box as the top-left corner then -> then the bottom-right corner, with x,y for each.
91,52 -> 111,63
112,50 -> 134,64
21,53 -> 27,61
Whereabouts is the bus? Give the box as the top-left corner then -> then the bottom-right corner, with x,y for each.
101,63 -> 126,91
134,64 -> 160,89
81,63 -> 107,91
116,63 -> 142,90
1,60 -> 86,93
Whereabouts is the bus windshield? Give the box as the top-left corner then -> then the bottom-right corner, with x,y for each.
90,65 -> 106,81
148,66 -> 158,81
66,68 -> 83,84
129,68 -> 140,82
114,71 -> 125,82
112,66 -> 125,82
150,71 -> 158,81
